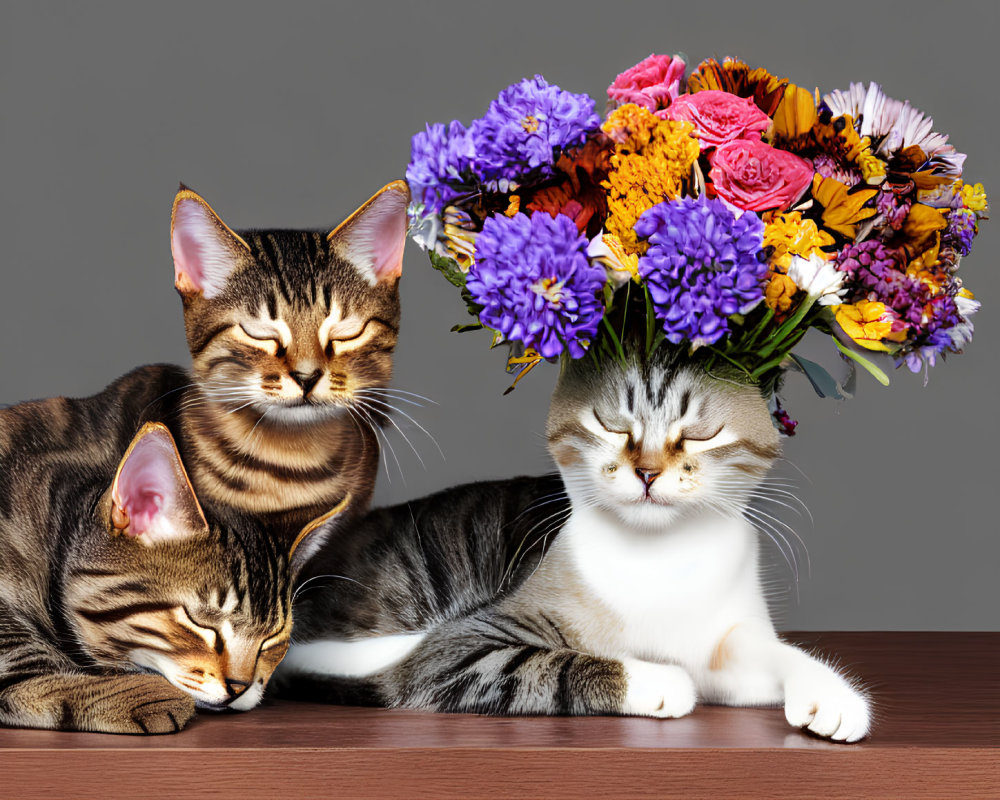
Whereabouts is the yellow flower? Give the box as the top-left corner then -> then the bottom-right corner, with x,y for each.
834,301 -> 901,351
763,212 -> 836,271
601,105 -> 699,255
857,150 -> 887,183
765,272 -> 799,317
961,182 -> 989,214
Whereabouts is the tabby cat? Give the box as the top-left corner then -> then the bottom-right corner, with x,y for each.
280,345 -> 871,742
166,179 -> 409,547
0,377 -> 304,733
0,181 -> 407,733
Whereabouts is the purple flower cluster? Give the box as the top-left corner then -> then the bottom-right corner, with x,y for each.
836,240 -> 963,368
944,208 -> 977,256
406,121 -> 476,214
406,77 -> 600,214
472,75 -> 600,184
875,185 -> 912,232
466,212 -> 606,359
835,241 -> 929,326
635,196 -> 766,345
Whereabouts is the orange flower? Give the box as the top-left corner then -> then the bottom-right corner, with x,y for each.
687,58 -> 788,116
765,272 -> 799,317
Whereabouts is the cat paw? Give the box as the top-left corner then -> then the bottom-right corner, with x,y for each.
621,658 -> 697,719
91,674 -> 196,735
784,665 -> 870,743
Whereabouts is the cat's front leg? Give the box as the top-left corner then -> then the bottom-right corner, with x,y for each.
621,657 -> 697,719
699,623 -> 871,742
0,672 -> 196,734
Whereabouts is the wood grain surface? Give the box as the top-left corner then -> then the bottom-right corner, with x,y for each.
1,632 -> 997,799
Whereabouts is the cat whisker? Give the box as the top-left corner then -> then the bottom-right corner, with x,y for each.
357,387 -> 437,408
352,403 -> 403,485
353,398 -> 427,471
345,404 -> 392,483
353,395 -> 444,463
292,572 -> 373,605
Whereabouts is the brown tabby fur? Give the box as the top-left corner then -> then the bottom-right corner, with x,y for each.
0,372 -> 294,734
169,181 -> 408,540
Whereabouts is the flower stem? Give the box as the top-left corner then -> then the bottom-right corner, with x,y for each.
756,297 -> 817,359
833,337 -> 890,386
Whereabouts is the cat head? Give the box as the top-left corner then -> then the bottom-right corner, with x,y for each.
65,424 -> 334,711
546,346 -> 781,530
170,181 -> 409,425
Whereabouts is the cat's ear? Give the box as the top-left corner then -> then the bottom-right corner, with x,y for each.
171,184 -> 250,299
327,180 -> 410,285
287,494 -> 352,568
107,423 -> 209,546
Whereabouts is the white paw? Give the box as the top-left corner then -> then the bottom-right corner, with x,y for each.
621,658 -> 697,719
784,664 -> 871,742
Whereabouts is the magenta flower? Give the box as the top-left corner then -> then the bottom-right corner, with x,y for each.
607,54 -> 686,112
661,90 -> 771,149
710,139 -> 814,212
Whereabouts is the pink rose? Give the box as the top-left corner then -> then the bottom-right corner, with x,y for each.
710,139 -> 814,212
660,90 -> 771,149
607,53 -> 686,112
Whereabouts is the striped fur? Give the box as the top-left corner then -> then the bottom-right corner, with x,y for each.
0,374 -> 293,734
170,182 -> 408,539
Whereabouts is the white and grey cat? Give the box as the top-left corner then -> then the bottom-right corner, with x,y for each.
279,345 -> 871,742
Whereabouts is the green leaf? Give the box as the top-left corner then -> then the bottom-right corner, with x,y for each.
789,354 -> 853,400
428,251 -> 467,289
451,323 -> 483,334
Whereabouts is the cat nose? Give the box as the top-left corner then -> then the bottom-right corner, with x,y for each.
635,467 -> 661,489
224,678 -> 250,700
290,369 -> 323,395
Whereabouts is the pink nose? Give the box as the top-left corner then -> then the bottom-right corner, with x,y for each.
635,467 -> 661,491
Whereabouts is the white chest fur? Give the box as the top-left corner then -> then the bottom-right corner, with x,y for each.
540,505 -> 772,669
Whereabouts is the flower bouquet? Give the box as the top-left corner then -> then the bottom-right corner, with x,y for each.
405,54 -> 987,425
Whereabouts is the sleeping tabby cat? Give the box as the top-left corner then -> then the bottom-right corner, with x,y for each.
167,180 -> 409,545
280,344 -> 872,742
0,381 -> 305,733
0,181 -> 407,733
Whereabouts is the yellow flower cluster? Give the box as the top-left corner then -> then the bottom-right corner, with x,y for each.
962,182 -> 989,214
763,212 -> 836,271
762,212 -> 836,316
601,105 -> 699,255
857,149 -> 887,183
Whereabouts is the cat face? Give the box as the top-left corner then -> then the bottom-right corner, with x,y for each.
170,182 -> 409,425
547,350 -> 781,530
65,424 -> 309,711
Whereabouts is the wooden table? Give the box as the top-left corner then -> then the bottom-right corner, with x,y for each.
1,633 -> 997,799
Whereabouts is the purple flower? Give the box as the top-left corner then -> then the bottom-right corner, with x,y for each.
943,208 -> 977,257
470,76 -> 600,184
406,121 -> 477,214
635,196 -> 766,345
835,241 -> 929,327
466,212 -> 606,359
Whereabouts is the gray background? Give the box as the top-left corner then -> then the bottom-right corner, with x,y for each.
2,1 -> 996,630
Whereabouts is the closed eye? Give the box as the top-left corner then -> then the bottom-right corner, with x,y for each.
681,425 -> 737,453
180,606 -> 222,651
593,409 -> 633,446
236,321 -> 289,357
682,424 -> 724,443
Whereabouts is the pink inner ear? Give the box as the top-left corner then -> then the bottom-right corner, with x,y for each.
171,198 -> 238,298
342,187 -> 409,282
116,434 -> 179,538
